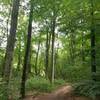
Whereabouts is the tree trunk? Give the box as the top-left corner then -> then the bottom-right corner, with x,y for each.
2,0 -> 20,99
3,0 -> 20,84
35,41 -> 40,75
51,14 -> 56,84
54,34 -> 59,76
20,1 -> 33,98
90,0 -> 96,81
6,5 -> 12,39
28,45 -> 32,73
47,32 -> 52,81
45,27 -> 49,78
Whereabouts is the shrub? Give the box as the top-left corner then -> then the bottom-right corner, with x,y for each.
0,77 -> 20,100
26,76 -> 54,92
26,76 -> 66,93
60,64 -> 91,82
73,80 -> 100,99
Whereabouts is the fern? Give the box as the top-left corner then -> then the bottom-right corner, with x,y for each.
73,80 -> 100,99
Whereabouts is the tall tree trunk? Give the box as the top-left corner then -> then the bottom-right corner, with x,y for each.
45,27 -> 49,78
35,41 -> 40,75
2,0 -> 20,99
6,5 -> 12,39
3,0 -> 20,84
51,15 -> 56,84
90,0 -> 96,81
20,1 -> 33,98
28,45 -> 32,73
47,32 -> 51,81
54,34 -> 59,73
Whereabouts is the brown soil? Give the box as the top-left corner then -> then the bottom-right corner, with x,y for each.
23,85 -> 95,100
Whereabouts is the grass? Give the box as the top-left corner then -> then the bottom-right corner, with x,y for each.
26,76 -> 66,93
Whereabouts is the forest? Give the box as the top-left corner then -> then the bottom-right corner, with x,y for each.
0,0 -> 100,100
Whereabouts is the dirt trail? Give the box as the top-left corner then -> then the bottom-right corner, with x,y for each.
23,85 -> 93,100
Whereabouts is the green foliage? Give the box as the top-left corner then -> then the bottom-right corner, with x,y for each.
73,80 -> 100,99
0,76 -> 66,99
26,76 -> 66,92
0,0 -> 11,5
55,62 -> 91,82
54,79 -> 66,85
0,49 -> 5,75
0,79 -> 8,100
26,76 -> 53,92
0,0 -> 100,99
0,77 -> 20,100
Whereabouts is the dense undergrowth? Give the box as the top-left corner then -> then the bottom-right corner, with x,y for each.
0,75 -> 100,100
73,80 -> 100,99
26,76 -> 66,92
0,76 -> 66,100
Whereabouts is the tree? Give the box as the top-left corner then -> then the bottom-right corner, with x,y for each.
90,0 -> 96,81
45,26 -> 49,78
3,0 -> 20,85
2,0 -> 20,99
20,0 -> 33,98
35,38 -> 41,75
50,9 -> 56,84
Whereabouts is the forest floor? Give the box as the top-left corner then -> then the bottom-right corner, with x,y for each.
23,85 -> 95,100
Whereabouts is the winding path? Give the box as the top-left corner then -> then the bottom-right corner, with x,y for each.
23,85 -> 96,100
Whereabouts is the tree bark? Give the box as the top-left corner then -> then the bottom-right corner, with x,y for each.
2,0 -> 20,99
47,32 -> 51,81
45,27 -> 49,78
20,1 -> 33,98
35,41 -> 40,75
51,14 -> 56,84
28,45 -> 32,73
90,0 -> 96,81
3,0 -> 20,84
